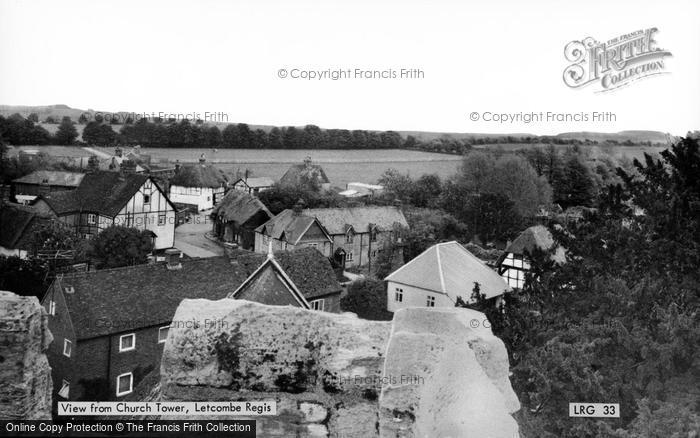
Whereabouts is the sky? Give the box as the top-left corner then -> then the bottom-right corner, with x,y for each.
1,0 -> 699,135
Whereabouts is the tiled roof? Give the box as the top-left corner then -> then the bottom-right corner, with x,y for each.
211,190 -> 272,225
230,247 -> 342,300
13,170 -> 85,187
0,205 -> 55,249
51,247 -> 341,339
170,164 -> 228,188
385,241 -> 510,301
230,256 -> 310,308
303,206 -> 408,234
279,162 -> 330,187
255,209 -> 329,244
503,225 -> 566,264
37,171 -> 152,217
53,256 -> 235,340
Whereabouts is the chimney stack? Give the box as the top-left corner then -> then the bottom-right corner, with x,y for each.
165,248 -> 182,270
38,178 -> 51,197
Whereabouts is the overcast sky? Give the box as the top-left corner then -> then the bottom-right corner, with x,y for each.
1,0 -> 698,135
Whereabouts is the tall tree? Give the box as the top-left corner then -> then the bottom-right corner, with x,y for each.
54,116 -> 78,145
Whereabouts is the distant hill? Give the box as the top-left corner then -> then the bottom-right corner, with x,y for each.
0,104 -> 672,145
554,130 -> 671,144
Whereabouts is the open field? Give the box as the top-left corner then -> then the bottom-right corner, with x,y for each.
7,144 -> 667,187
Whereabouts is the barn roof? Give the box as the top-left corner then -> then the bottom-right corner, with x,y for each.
385,241 -> 510,302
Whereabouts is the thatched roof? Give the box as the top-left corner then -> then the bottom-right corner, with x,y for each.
170,164 -> 228,188
504,225 -> 566,264
211,190 -> 272,225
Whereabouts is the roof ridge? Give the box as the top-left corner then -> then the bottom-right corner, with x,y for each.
59,256 -> 228,279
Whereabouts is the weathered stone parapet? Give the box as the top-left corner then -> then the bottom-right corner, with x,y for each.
161,299 -> 391,436
160,299 -> 520,437
379,307 -> 520,437
0,291 -> 53,420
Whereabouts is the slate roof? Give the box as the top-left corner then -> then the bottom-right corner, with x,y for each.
0,205 -> 54,250
302,206 -> 409,234
255,209 -> 330,244
211,190 -> 272,224
230,247 -> 342,300
385,241 -> 510,301
13,171 -> 85,187
170,164 -> 228,188
51,256 -> 235,340
279,161 -> 330,187
503,225 -> 566,264
49,247 -> 341,340
36,171 -> 155,217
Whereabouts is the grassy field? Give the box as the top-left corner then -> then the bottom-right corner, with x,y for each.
8,144 -> 667,187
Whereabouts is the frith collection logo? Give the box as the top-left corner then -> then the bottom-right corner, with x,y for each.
563,28 -> 672,92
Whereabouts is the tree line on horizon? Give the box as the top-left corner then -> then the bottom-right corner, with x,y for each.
0,113 -> 662,153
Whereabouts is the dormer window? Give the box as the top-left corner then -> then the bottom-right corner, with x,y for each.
64,286 -> 74,294
370,227 -> 378,242
345,229 -> 354,243
87,214 -> 97,225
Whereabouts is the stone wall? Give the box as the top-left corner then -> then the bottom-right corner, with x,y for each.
0,291 -> 53,420
160,299 -> 520,437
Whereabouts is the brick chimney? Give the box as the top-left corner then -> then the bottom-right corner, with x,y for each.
38,178 -> 51,197
165,248 -> 182,270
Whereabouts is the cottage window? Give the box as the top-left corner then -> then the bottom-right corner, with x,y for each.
125,213 -> 134,227
49,300 -> 56,315
307,243 -> 318,249
116,372 -> 133,397
58,380 -> 70,399
87,214 -> 97,225
426,295 -> 436,307
63,339 -> 72,357
158,326 -> 169,344
158,213 -> 166,226
346,251 -> 354,262
503,269 -> 525,289
370,228 -> 378,242
345,230 -> 354,243
143,194 -> 151,205
395,288 -> 403,302
310,299 -> 325,311
119,334 -> 136,352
